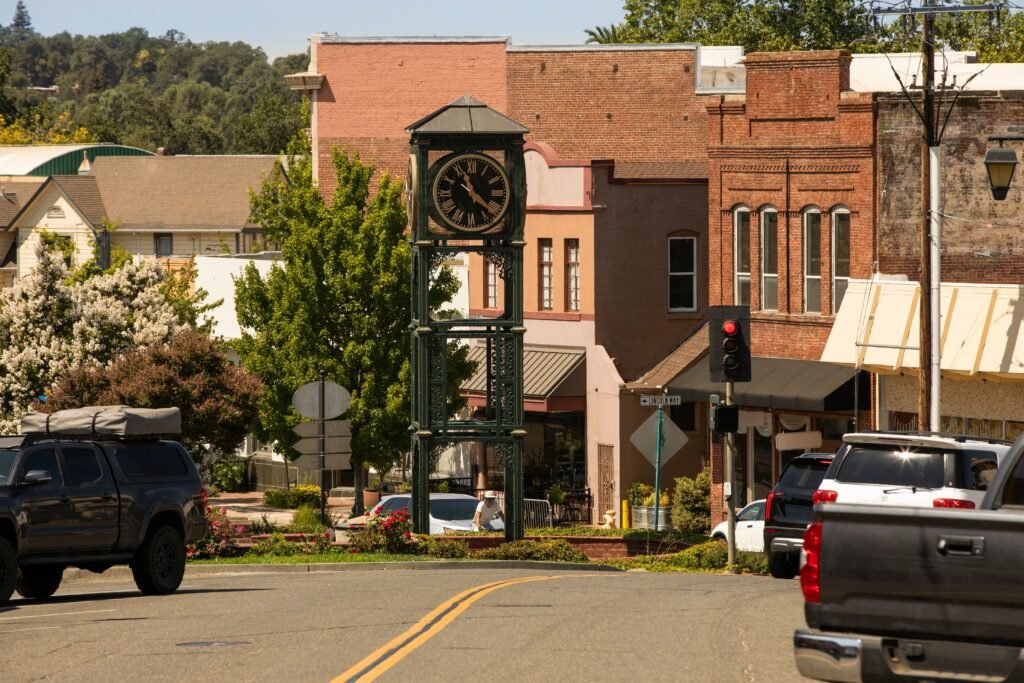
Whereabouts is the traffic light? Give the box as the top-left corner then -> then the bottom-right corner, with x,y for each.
709,305 -> 751,383
711,404 -> 739,434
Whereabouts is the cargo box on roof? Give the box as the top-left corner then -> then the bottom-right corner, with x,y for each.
20,405 -> 181,437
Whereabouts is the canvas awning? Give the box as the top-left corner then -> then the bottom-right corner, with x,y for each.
462,344 -> 585,412
667,355 -> 863,413
822,279 -> 1024,380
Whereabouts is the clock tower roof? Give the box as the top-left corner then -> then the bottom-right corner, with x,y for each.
406,95 -> 529,136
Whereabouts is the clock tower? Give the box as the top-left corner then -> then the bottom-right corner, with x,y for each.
406,96 -> 529,540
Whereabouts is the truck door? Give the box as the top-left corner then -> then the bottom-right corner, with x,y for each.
15,447 -> 75,555
59,444 -> 119,551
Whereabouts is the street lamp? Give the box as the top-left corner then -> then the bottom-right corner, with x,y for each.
985,136 -> 1024,201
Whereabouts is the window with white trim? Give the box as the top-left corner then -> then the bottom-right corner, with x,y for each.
484,257 -> 498,309
565,239 -> 580,311
761,208 -> 778,311
734,208 -> 751,306
832,209 -> 850,313
538,238 -> 553,310
804,209 -> 822,313
668,236 -> 696,312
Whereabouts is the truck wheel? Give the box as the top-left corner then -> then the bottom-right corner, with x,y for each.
131,525 -> 185,596
0,538 -> 15,605
16,565 -> 64,599
768,550 -> 799,579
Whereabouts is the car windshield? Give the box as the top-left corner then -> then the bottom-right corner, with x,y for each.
836,447 -> 945,488
778,459 -> 830,489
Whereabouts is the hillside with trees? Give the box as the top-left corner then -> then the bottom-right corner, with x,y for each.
0,1 -> 307,152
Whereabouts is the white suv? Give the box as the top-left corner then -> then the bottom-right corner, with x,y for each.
814,432 -> 1011,509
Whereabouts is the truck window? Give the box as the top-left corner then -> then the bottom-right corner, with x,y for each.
778,460 -> 829,489
21,449 -> 63,485
999,456 -> 1024,508
62,447 -> 104,486
113,443 -> 189,478
835,447 -> 944,488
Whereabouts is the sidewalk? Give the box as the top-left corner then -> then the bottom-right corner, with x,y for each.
211,491 -> 357,527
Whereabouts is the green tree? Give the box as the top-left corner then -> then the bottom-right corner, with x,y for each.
10,1 -> 31,32
231,87 -> 305,154
234,131 -> 473,496
584,25 -> 623,44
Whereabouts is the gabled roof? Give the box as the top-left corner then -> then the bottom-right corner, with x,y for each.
406,95 -> 529,135
49,175 -> 106,225
0,177 -> 45,228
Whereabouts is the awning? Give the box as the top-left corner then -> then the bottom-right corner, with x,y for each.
667,355 -> 864,412
462,344 -> 585,412
822,280 -> 1024,380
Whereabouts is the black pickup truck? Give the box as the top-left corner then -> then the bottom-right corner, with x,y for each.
0,408 -> 207,605
794,432 -> 1024,682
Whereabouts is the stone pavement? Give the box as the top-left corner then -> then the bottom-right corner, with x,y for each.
211,491 -> 357,528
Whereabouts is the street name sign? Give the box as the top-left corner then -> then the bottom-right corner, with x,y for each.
629,411 -> 688,468
293,419 -> 350,439
292,381 -> 350,421
640,395 -> 682,407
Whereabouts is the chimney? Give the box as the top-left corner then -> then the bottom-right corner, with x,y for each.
78,150 -> 92,174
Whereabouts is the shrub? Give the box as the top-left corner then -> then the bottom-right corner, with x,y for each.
626,482 -> 654,507
546,483 -> 566,505
264,484 -> 323,509
248,514 -> 282,535
211,458 -> 248,493
187,490 -> 241,559
670,540 -> 729,570
290,504 -> 326,533
640,489 -> 671,507
435,480 -> 449,493
473,539 -> 589,563
419,536 -> 470,559
348,507 -> 417,554
671,468 -> 711,534
247,531 -> 333,556
397,480 -> 412,493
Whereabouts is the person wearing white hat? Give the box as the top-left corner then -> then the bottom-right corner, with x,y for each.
474,491 -> 504,531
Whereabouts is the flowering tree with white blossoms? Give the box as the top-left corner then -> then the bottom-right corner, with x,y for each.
0,244 -> 180,433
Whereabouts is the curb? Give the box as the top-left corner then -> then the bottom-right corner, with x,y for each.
60,560 -> 622,585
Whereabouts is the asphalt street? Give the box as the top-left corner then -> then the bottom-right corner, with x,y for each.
0,564 -> 813,682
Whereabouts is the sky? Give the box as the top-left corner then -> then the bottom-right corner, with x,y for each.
20,0 -> 628,59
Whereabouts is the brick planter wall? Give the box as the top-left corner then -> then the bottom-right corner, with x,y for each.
459,535 -> 690,560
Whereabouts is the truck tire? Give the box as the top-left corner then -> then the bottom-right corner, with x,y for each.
16,565 -> 64,599
131,525 -> 186,595
0,538 -> 15,605
768,550 -> 799,579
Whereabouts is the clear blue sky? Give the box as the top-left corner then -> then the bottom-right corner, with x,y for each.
19,0 -> 628,59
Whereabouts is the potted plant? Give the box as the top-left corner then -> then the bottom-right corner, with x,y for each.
629,483 -> 673,531
547,483 -> 566,522
363,478 -> 382,508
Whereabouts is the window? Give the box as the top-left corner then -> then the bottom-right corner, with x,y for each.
668,237 -> 696,312
734,209 -> 751,306
484,257 -> 498,309
836,447 -> 945,488
51,235 -> 73,268
154,233 -> 173,258
113,443 -> 188,478
62,447 -> 103,486
20,449 -> 61,485
804,209 -> 822,313
761,208 -> 778,310
832,210 -> 850,313
538,238 -> 553,310
565,239 -> 580,311
47,206 -> 65,219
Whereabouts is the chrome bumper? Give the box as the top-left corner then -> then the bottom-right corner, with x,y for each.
794,631 -> 862,683
770,536 -> 804,554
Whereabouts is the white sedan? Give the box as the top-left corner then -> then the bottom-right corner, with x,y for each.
710,499 -> 766,553
340,493 -> 498,535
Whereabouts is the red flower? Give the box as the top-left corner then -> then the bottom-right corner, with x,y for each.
404,531 -> 411,538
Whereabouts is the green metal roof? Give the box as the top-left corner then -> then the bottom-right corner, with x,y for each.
0,144 -> 153,176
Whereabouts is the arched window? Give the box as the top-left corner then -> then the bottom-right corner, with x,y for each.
760,207 -> 778,310
734,207 -> 751,306
804,208 -> 821,313
832,208 -> 851,313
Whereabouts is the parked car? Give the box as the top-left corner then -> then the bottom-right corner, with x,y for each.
763,452 -> 835,579
816,432 -> 1011,509
0,407 -> 207,606
339,493 -> 494,535
710,499 -> 765,552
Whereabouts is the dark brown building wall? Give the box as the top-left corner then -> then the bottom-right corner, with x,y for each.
877,91 -> 1024,282
507,48 -> 709,162
592,165 -> 709,381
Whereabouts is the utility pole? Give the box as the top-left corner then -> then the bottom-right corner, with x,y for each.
871,0 -> 1000,432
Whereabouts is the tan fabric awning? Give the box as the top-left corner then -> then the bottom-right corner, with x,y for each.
822,279 -> 1024,380
462,344 -> 585,398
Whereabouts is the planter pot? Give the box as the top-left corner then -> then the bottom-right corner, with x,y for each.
363,490 -> 381,508
631,505 -> 673,531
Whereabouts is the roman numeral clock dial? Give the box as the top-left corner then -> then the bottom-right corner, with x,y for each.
430,153 -> 510,233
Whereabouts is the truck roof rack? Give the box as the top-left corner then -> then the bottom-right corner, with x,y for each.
847,430 -> 1011,446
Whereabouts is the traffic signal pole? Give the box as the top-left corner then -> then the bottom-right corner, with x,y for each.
724,380 -> 737,571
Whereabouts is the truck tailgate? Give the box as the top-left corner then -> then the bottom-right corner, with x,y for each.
808,502 -> 1024,647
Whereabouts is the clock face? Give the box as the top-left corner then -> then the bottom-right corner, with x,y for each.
431,153 -> 510,233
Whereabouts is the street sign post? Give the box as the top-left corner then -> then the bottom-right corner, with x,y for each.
291,378 -> 350,525
293,420 -> 350,440
630,395 -> 687,531
293,436 -> 351,456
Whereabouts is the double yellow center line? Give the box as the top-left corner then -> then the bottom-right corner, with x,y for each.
333,575 -> 561,683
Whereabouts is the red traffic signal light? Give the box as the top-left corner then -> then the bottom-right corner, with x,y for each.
722,320 -> 738,336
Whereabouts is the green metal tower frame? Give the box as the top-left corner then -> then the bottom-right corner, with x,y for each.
406,97 -> 529,542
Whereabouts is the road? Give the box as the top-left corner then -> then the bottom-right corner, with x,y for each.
0,564 -> 812,682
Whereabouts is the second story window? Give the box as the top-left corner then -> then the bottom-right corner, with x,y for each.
565,239 -> 580,311
539,238 -> 553,310
734,208 -> 751,306
804,209 -> 822,314
484,257 -> 498,309
832,209 -> 850,313
155,233 -> 173,258
761,208 -> 778,311
668,236 -> 696,312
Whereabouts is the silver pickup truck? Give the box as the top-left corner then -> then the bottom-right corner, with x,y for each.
794,432 -> 1024,682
